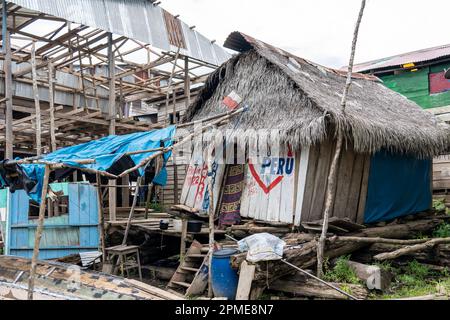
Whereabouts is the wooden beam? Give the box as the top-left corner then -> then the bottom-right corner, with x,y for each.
48,62 -> 56,151
2,4 -> 13,158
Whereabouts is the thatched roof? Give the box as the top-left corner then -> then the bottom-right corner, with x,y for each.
186,32 -> 450,158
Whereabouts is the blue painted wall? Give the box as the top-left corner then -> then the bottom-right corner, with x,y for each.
5,183 -> 99,259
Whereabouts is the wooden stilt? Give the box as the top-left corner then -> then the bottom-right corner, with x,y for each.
108,32 -> 117,222
27,165 -> 51,300
180,218 -> 188,261
206,145 -> 215,298
122,176 -> 142,246
2,3 -> 13,159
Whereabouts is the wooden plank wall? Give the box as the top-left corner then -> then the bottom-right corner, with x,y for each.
298,141 -> 370,224
240,147 -> 299,224
432,154 -> 450,206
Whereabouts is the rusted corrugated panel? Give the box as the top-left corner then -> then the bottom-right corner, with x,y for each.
8,0 -> 230,66
352,44 -> 450,73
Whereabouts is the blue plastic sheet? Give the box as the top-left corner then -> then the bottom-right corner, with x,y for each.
17,126 -> 176,203
364,150 -> 432,224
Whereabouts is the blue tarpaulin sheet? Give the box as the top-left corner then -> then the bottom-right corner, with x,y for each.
16,126 -> 177,203
364,150 -> 432,224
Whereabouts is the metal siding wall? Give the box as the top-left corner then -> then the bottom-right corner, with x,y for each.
6,183 -> 99,259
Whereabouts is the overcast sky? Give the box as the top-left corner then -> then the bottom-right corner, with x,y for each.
161,0 -> 450,68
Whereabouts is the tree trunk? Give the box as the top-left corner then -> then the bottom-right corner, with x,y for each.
317,0 -> 367,277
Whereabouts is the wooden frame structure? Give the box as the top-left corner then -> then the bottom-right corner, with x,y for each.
0,1 -> 223,217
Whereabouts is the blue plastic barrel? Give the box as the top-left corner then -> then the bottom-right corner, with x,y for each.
211,249 -> 239,300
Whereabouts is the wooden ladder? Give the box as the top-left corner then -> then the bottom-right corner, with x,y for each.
167,240 -> 210,297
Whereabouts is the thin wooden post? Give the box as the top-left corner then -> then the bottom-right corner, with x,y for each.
107,32 -> 117,221
96,173 -> 106,259
122,176 -> 143,246
27,165 -> 51,300
206,144 -> 215,298
180,218 -> 188,261
184,56 -> 191,109
317,0 -> 367,278
31,41 -> 42,156
2,2 -> 13,159
48,62 -> 57,152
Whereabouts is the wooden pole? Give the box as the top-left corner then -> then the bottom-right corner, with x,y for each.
180,218 -> 188,261
108,32 -> 117,222
317,0 -> 367,278
96,173 -> 106,259
184,56 -> 191,109
206,143 -> 215,298
27,165 -> 51,300
31,41 -> 42,156
48,62 -> 57,152
2,1 -> 13,159
122,176 -> 143,246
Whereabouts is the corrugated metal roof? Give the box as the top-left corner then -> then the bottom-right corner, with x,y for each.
8,0 -> 231,66
351,44 -> 450,73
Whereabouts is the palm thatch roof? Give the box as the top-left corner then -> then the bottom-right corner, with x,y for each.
186,32 -> 450,158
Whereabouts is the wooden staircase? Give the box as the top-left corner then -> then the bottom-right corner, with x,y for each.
167,240 -> 210,297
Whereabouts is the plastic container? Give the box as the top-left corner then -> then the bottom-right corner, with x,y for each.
159,220 -> 169,230
211,249 -> 239,300
187,221 -> 203,233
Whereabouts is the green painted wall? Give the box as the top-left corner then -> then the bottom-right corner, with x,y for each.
380,62 -> 450,109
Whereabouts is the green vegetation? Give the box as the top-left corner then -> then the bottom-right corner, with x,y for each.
375,260 -> 450,299
323,256 -> 361,285
147,202 -> 165,213
433,223 -> 450,238
432,199 -> 450,215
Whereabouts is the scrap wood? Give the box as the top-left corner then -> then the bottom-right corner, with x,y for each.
124,279 -> 184,300
374,237 -> 450,261
332,236 -> 430,245
171,205 -> 199,214
231,218 -> 443,298
269,274 -> 368,300
346,260 -> 392,291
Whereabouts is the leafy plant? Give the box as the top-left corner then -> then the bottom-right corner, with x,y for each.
433,223 -> 450,238
404,260 -> 430,280
147,202 -> 165,213
433,199 -> 446,212
323,255 -> 361,284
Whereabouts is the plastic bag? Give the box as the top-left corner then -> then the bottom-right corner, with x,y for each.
238,233 -> 286,263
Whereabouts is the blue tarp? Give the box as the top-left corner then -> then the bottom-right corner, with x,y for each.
364,150 -> 432,224
16,126 -> 177,203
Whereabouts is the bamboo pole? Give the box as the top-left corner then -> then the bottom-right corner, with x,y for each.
27,165 -> 51,300
317,0 -> 367,278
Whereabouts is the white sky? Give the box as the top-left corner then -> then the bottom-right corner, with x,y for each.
161,0 -> 450,68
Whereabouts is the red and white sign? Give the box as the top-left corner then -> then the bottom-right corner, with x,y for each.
222,91 -> 242,110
